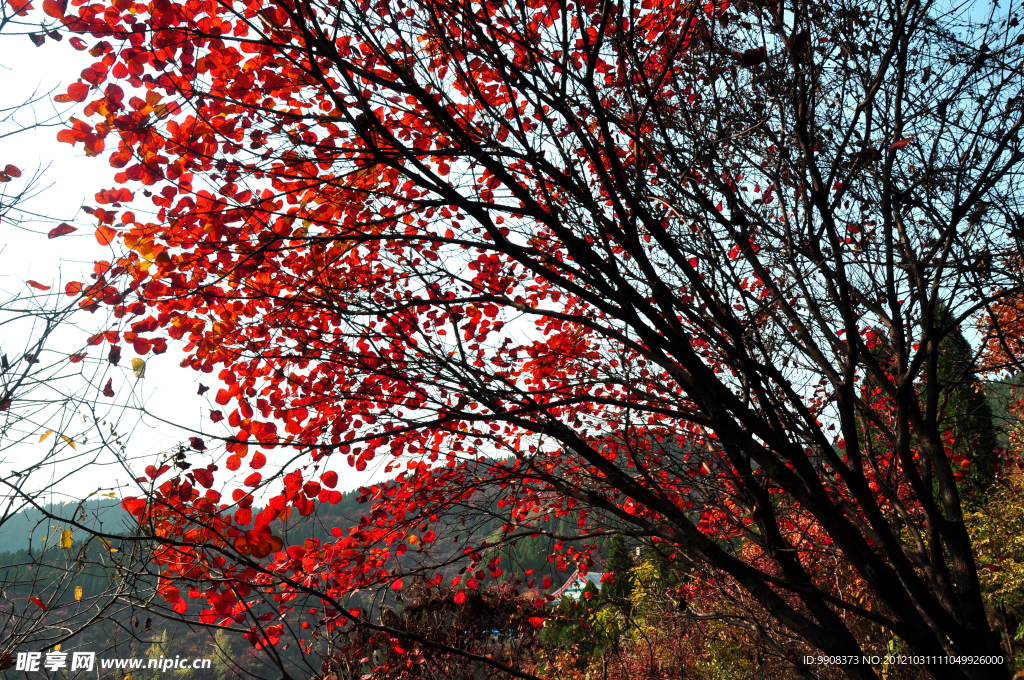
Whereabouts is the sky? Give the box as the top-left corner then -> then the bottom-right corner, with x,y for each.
0,21 -> 377,507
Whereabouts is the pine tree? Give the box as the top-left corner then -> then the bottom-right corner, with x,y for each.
935,307 -> 999,500
603,535 -> 633,602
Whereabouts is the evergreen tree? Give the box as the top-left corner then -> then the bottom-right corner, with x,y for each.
935,307 -> 1000,499
860,308 -> 999,506
603,535 -> 634,602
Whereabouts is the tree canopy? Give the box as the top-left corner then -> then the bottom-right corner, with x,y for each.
35,0 -> 1024,675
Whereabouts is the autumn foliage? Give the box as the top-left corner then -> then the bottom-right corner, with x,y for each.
40,0 -> 1024,675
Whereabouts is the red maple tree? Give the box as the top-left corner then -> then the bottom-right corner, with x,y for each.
41,0 -> 1024,675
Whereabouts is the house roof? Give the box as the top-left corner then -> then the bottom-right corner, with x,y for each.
551,570 -> 605,599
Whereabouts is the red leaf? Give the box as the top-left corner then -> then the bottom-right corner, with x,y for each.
855,147 -> 882,162
122,497 -> 147,516
390,579 -> 404,590
453,591 -> 466,605
321,470 -> 338,488
528,616 -> 544,628
160,585 -> 180,603
68,353 -> 86,363
190,436 -> 207,451
244,472 -> 262,487
102,378 -> 115,397
64,281 -> 83,296
30,596 -> 47,611
42,0 -> 65,18
250,451 -> 266,469
733,46 -> 767,68
131,316 -> 159,333
787,29 -> 811,53
48,223 -> 77,238
65,82 -> 89,102
26,280 -> 51,291
173,598 -> 188,614
4,164 -> 21,178
69,37 -> 87,50
210,409 -> 224,422
887,138 -> 912,152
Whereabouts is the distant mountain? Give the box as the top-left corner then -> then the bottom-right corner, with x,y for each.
0,498 -> 131,553
0,481 -> 597,584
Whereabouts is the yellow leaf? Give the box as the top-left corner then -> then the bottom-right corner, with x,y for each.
60,434 -> 76,450
102,492 -> 116,498
153,102 -> 173,119
99,537 -> 118,553
39,430 -> 53,442
54,645 -> 61,652
74,586 -> 82,601
131,358 -> 146,379
61,529 -> 73,549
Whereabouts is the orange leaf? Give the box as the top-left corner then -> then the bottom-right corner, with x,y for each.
887,138 -> 912,152
94,224 -> 117,246
26,280 -> 51,291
